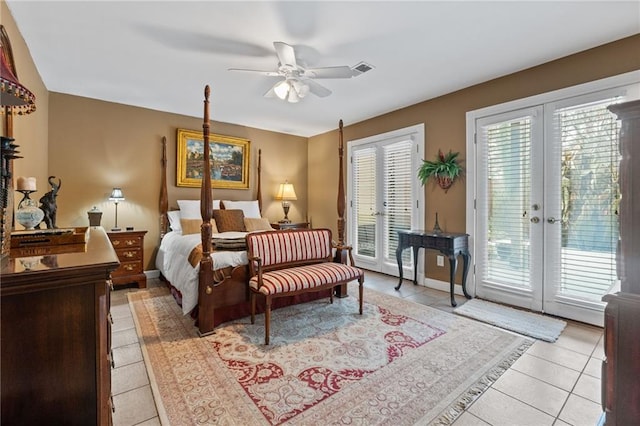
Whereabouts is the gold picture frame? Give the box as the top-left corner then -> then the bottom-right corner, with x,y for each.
176,129 -> 250,189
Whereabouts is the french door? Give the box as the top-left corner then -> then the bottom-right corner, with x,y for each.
472,84 -> 637,326
347,125 -> 424,277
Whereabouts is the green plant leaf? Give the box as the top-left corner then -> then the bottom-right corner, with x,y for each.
418,149 -> 463,185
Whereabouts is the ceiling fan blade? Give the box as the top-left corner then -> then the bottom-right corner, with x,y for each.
273,41 -> 297,68
306,79 -> 332,98
306,66 -> 355,79
229,68 -> 281,77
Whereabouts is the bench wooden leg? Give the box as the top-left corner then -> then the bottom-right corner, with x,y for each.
250,292 -> 256,324
330,288 -> 334,304
265,296 -> 272,345
358,277 -> 364,315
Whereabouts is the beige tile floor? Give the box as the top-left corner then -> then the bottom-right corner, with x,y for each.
110,272 -> 604,426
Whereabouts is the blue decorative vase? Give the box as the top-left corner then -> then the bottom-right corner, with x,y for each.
16,198 -> 44,230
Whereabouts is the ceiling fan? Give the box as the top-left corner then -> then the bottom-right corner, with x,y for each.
229,41 -> 368,103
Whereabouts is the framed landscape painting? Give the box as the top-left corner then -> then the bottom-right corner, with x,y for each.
176,129 -> 250,189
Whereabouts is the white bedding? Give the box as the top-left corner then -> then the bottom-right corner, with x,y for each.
155,231 -> 248,315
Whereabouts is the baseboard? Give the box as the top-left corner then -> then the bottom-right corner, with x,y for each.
144,269 -> 160,279
423,277 -> 468,297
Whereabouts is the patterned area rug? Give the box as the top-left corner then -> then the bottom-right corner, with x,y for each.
129,287 -> 533,425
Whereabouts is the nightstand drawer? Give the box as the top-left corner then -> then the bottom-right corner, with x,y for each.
111,260 -> 143,277
107,230 -> 147,288
114,247 -> 142,261
108,235 -> 143,248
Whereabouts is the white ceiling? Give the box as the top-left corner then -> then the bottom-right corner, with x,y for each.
7,1 -> 640,137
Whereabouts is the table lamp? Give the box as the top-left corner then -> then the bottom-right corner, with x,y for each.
275,181 -> 297,223
109,187 -> 125,231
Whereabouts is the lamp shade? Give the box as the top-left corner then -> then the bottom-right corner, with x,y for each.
109,187 -> 125,202
0,25 -> 36,115
275,182 -> 297,201
273,80 -> 290,100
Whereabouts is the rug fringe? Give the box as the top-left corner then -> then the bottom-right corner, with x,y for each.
430,339 -> 534,425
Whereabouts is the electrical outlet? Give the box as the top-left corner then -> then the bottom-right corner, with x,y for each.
436,255 -> 444,267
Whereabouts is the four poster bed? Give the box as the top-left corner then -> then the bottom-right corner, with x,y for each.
156,86 -> 349,335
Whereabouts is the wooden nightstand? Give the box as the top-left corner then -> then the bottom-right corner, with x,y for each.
107,229 -> 147,288
271,222 -> 310,230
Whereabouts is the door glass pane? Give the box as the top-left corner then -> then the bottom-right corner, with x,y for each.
551,99 -> 620,300
482,117 -> 532,288
353,147 -> 376,258
383,140 -> 413,266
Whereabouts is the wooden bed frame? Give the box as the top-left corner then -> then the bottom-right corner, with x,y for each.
159,86 -> 348,335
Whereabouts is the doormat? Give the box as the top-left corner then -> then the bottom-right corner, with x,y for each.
454,299 -> 566,342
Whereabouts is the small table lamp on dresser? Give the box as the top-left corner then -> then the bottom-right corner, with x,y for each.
108,187 -> 125,231
275,181 -> 297,223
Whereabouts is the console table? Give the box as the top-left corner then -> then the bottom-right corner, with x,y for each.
395,229 -> 471,307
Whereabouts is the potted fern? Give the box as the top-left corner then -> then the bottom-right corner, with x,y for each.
418,149 -> 463,192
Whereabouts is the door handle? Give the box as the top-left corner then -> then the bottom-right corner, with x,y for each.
547,217 -> 559,224
530,217 -> 540,224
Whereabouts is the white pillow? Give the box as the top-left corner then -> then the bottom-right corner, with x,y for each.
222,200 -> 261,218
167,210 -> 182,232
177,199 -> 221,219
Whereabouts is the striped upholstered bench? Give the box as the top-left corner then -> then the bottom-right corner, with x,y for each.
246,228 -> 364,345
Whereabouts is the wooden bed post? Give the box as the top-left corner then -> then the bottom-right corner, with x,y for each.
257,148 -> 262,213
198,85 -> 216,336
335,119 -> 349,298
159,136 -> 168,238
157,87 -> 266,337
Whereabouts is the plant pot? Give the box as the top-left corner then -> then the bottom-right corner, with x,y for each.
437,176 -> 454,192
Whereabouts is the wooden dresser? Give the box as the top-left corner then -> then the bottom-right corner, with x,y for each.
1,227 -> 119,425
602,100 -> 640,425
107,229 -> 147,288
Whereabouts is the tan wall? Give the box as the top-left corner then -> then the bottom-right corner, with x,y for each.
309,34 -> 640,283
48,94 -> 307,269
1,1 -> 49,205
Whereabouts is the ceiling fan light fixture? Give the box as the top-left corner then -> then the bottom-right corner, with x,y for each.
291,79 -> 309,99
273,80 -> 290,100
287,86 -> 300,103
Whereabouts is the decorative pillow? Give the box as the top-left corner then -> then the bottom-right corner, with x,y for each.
180,218 -> 218,235
212,209 -> 246,233
177,199 -> 222,219
244,217 -> 274,232
222,200 -> 261,218
167,210 -> 182,232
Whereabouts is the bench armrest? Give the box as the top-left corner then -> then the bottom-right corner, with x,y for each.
248,256 -> 264,287
332,243 -> 356,267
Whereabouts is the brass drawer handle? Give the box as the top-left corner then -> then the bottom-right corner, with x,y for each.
125,239 -> 136,246
112,240 -> 121,246
124,264 -> 135,272
123,251 -> 136,258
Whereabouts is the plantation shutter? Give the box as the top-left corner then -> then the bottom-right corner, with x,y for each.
477,112 -> 536,290
546,97 -> 621,301
352,147 -> 377,257
383,140 -> 413,264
